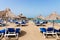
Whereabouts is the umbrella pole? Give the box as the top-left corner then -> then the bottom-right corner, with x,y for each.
5,13 -> 7,35
53,20 -> 54,27
53,20 -> 54,32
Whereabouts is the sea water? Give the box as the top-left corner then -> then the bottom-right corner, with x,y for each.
35,19 -> 60,23
46,20 -> 60,23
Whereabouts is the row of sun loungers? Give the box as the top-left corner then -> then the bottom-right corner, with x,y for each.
8,19 -> 28,26
0,28 -> 21,40
15,20 -> 27,26
0,20 -> 6,27
34,20 -> 48,26
40,27 -> 60,38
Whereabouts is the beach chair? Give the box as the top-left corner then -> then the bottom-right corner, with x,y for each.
5,28 -> 19,40
13,20 -> 17,23
0,20 -> 4,24
0,29 -> 5,40
15,21 -> 21,26
8,20 -> 14,23
40,27 -> 57,38
0,20 -> 5,27
15,28 -> 21,37
35,21 -> 40,26
55,29 -> 60,38
52,28 -> 60,38
40,27 -> 47,38
40,28 -> 46,33
0,23 -> 6,27
5,28 -> 20,40
45,27 -> 57,38
42,21 -> 48,24
16,28 -> 21,33
21,20 -> 27,26
15,21 -> 20,24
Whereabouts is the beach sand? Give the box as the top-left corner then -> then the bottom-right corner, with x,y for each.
1,21 -> 60,40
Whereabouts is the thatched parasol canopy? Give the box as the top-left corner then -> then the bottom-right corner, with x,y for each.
5,8 -> 16,19
0,11 -> 6,18
18,13 -> 26,20
45,12 -> 60,20
18,13 -> 26,18
0,8 -> 16,20
36,15 -> 44,20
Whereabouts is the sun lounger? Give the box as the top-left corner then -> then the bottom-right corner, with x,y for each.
47,27 -> 54,32
47,28 -> 60,38
40,27 -> 47,38
40,27 -> 57,38
35,20 -> 47,26
0,29 -> 5,39
54,29 -> 60,38
40,28 -> 46,33
42,21 -> 48,24
45,27 -> 57,38
5,28 -> 17,40
0,20 -> 6,27
0,23 -> 6,27
15,22 -> 20,24
16,28 -> 21,35
35,21 -> 40,26
21,20 -> 27,26
8,20 -> 13,23
5,28 -> 20,40
15,21 -> 27,26
0,20 -> 4,24
8,19 -> 16,23
12,20 -> 15,22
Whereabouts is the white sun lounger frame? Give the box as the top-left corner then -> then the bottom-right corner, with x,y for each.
4,33 -> 18,40
43,32 -> 57,38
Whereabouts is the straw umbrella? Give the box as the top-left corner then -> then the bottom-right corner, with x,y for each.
0,9 -> 7,34
5,8 -> 16,20
45,12 -> 60,20
4,8 -> 17,35
15,16 -> 20,20
0,8 -> 16,35
18,13 -> 27,20
36,15 -> 45,20
46,12 -> 59,32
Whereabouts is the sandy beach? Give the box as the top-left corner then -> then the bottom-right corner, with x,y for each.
0,21 -> 60,40
0,0 -> 60,40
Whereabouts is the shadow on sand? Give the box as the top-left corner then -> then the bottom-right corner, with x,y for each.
57,38 -> 60,40
45,36 -> 56,39
16,24 -> 28,27
21,25 -> 28,27
36,24 -> 46,27
19,30 -> 26,37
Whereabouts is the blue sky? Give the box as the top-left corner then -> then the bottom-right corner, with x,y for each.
0,0 -> 60,18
